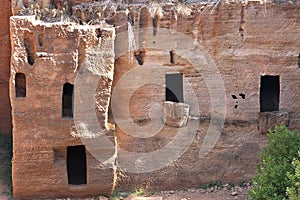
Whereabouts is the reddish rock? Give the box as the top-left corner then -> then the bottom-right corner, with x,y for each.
10,16 -> 115,199
0,0 -> 12,134
259,111 -> 289,133
5,1 -> 300,199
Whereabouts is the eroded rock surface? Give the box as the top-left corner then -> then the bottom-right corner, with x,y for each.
10,15 -> 115,199
0,0 -> 12,134
8,1 -> 300,199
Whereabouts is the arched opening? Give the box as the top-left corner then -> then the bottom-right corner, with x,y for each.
62,83 -> 74,118
15,73 -> 26,98
24,32 -> 36,66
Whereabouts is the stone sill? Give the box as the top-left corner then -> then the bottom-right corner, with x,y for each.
258,111 -> 289,133
162,101 -> 190,128
68,184 -> 88,190
62,117 -> 73,120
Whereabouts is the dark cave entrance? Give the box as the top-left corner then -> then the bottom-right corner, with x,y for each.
260,75 -> 280,112
67,145 -> 87,185
62,83 -> 74,118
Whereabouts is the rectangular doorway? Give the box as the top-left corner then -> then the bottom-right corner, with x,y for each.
62,83 -> 74,118
165,73 -> 183,103
260,75 -> 280,112
67,145 -> 87,185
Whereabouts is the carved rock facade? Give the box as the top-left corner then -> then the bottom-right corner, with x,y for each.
7,0 -> 300,199
10,16 -> 115,199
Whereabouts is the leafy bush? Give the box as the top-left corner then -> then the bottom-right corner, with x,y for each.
286,152 -> 300,200
248,126 -> 300,200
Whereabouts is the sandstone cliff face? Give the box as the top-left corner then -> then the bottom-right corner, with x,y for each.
108,2 -> 300,191
10,16 -> 115,198
9,1 -> 300,199
0,0 -> 12,134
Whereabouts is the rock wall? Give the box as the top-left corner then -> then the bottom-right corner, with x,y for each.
10,16 -> 116,199
107,1 -> 300,191
0,0 -> 12,134
9,0 -> 300,199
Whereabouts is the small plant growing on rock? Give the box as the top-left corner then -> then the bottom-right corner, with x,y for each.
133,188 -> 145,196
248,126 -> 300,200
226,183 -> 235,191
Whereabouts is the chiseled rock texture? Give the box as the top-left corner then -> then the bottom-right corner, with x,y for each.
108,1 -> 300,192
10,16 -> 115,199
0,0 -> 12,134
8,0 -> 300,199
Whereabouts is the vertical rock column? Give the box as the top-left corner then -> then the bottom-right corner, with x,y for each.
0,0 -> 12,133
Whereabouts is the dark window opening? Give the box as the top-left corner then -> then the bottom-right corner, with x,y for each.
170,50 -> 175,64
152,16 -> 160,36
166,73 -> 183,103
127,14 -> 134,26
15,73 -> 26,98
67,145 -> 87,185
134,50 -> 145,65
95,28 -> 102,38
260,75 -> 280,112
62,83 -> 74,118
24,32 -> 36,66
298,53 -> 300,68
38,33 -> 44,47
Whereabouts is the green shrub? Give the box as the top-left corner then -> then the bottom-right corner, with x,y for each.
286,151 -> 300,200
248,126 -> 300,200
226,182 -> 235,190
199,181 -> 224,189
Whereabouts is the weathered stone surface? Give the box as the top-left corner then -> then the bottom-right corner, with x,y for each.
110,1 -> 300,192
6,1 -> 300,199
0,0 -> 12,134
10,16 -> 115,199
259,111 -> 289,133
162,101 -> 190,127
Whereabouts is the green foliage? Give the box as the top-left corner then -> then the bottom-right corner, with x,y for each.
199,181 -> 224,189
110,190 -> 126,200
286,151 -> 300,200
0,132 -> 12,195
226,183 -> 235,190
238,181 -> 247,187
248,126 -> 300,200
110,188 -> 145,200
132,188 -> 145,196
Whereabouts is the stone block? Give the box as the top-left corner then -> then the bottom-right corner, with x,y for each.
259,111 -> 289,133
162,101 -> 190,127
